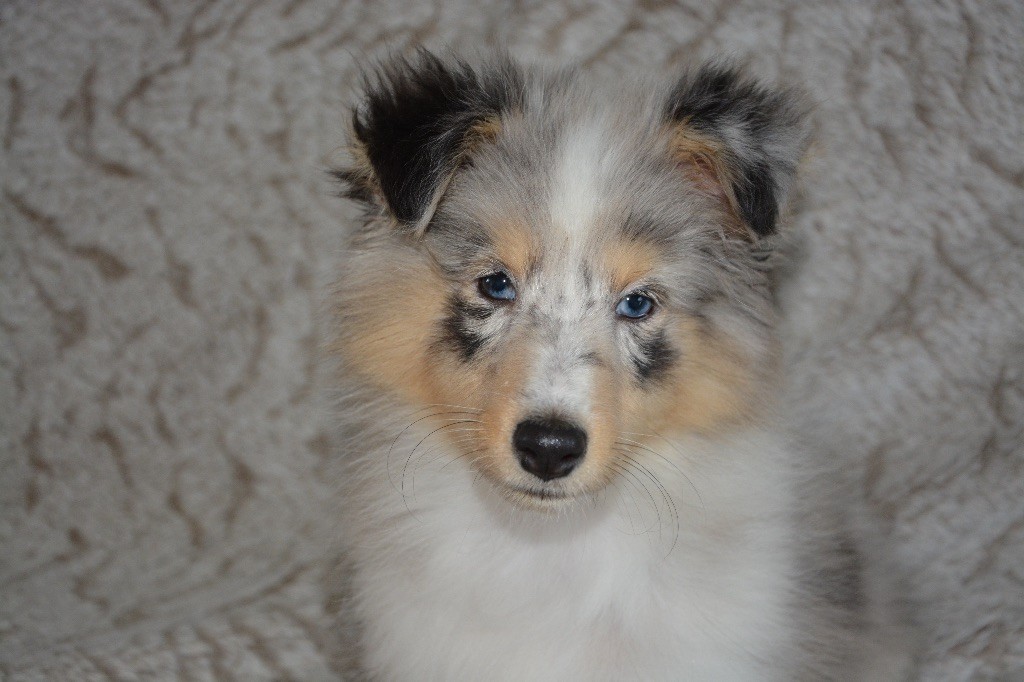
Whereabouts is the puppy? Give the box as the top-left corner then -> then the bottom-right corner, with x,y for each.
328,51 -> 916,680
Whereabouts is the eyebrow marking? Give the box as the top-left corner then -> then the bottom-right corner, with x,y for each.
603,236 -> 662,294
487,219 -> 539,281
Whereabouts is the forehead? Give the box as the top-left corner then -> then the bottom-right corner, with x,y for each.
435,93 -> 695,276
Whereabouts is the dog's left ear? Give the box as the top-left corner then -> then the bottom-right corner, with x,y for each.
666,63 -> 811,239
335,51 -> 523,234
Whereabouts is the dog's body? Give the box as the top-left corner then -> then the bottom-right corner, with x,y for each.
330,52 -> 915,680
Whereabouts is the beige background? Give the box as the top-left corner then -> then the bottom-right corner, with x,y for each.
1,1 -> 1022,679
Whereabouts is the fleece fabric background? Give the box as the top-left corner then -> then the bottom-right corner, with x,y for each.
1,1 -> 1021,680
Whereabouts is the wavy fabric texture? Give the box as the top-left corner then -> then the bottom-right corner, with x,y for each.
0,1 -> 1021,680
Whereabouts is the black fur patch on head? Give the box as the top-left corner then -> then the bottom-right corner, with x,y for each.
633,329 -> 677,385
437,294 -> 493,361
338,51 -> 524,227
666,62 -> 809,237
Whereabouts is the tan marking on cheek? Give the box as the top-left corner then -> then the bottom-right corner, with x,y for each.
626,315 -> 756,437
332,238 -> 538,486
330,252 -> 448,405
602,238 -> 662,294
463,337 -> 537,483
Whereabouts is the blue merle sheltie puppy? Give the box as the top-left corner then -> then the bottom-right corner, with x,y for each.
328,51 -> 916,680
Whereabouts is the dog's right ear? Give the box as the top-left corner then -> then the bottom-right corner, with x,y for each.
334,51 -> 523,234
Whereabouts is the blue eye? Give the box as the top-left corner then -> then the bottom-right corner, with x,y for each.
616,293 -> 654,319
478,272 -> 516,301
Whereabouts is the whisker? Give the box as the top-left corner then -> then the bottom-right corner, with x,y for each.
402,420 -> 482,495
612,449 -> 665,538
618,433 -> 706,522
438,447 -> 485,472
413,433 -> 482,470
622,452 -> 680,557
387,411 -> 483,490
606,460 -> 656,536
387,413 -> 482,515
412,445 -> 486,502
615,437 -> 686,477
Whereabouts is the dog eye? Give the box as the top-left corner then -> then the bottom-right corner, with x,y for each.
478,272 -> 516,301
615,293 -> 653,319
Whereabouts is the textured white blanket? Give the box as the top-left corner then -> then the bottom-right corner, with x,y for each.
1,1 -> 1021,679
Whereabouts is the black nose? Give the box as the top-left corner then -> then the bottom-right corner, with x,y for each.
513,418 -> 587,481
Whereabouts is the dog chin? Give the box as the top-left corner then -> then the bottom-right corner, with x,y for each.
494,481 -> 581,512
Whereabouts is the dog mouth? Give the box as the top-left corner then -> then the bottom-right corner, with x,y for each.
507,484 -> 570,501
494,481 -> 582,510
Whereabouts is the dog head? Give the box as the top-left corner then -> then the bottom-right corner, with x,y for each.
333,51 -> 809,509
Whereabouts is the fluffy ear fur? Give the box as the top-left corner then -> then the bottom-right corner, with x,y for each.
334,51 -> 524,233
666,63 -> 811,238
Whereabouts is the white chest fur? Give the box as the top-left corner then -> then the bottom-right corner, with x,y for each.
346,431 -> 801,681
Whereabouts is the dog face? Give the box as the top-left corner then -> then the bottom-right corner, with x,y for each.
333,53 -> 809,509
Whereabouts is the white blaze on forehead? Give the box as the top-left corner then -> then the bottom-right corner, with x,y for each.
523,118 -> 616,422
548,120 -> 613,240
